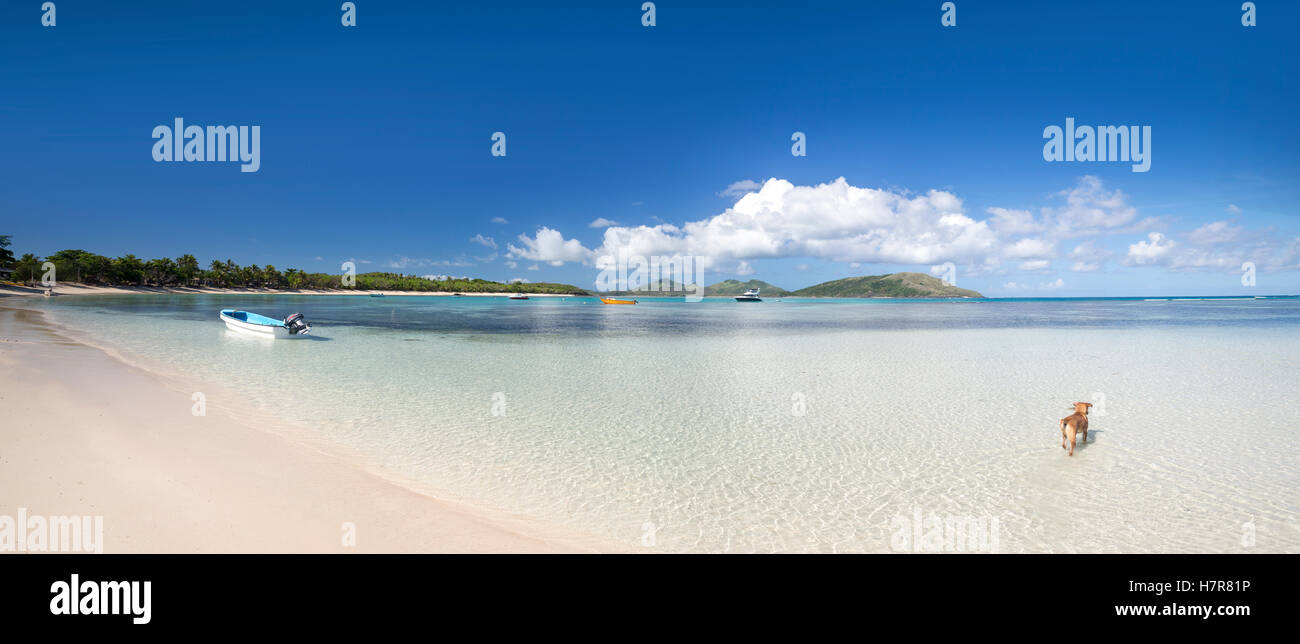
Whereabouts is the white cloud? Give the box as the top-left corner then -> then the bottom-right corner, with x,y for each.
527,264 -> 540,271
496,176 -> 1292,284
387,257 -> 472,269
508,277 -> 530,284
591,177 -> 998,269
1185,221 -> 1241,245
506,227 -> 594,266
1120,227 -> 1297,273
1226,204 -> 1241,214
470,234 -> 497,249
1003,238 -> 1055,259
987,207 -> 1044,236
1068,241 -> 1112,272
736,261 -> 755,276
491,217 -> 509,224
589,218 -> 620,228
504,261 -> 517,269
1004,278 -> 1064,291
1043,175 -> 1138,237
1125,232 -> 1176,265
718,179 -> 762,198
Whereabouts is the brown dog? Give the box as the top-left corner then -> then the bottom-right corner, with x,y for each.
1060,402 -> 1092,456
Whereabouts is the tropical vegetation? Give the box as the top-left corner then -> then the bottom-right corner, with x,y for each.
0,239 -> 588,295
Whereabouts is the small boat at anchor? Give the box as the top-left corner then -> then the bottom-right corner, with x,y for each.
220,309 -> 312,338
508,293 -> 530,300
599,297 -> 637,305
734,288 -> 762,302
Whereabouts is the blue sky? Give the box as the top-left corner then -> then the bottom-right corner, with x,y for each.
2,0 -> 1297,296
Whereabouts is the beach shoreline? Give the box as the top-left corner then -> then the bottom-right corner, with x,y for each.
0,283 -> 577,299
0,301 -> 615,553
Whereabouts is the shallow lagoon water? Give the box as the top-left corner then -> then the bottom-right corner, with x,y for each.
33,295 -> 1300,552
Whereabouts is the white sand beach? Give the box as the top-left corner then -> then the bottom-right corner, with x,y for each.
0,303 -> 608,553
0,283 -> 574,298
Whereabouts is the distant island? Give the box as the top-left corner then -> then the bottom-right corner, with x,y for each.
608,272 -> 984,298
702,279 -> 793,297
788,272 -> 983,298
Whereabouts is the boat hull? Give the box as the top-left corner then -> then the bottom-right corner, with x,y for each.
599,297 -> 637,305
734,296 -> 762,302
219,310 -> 291,338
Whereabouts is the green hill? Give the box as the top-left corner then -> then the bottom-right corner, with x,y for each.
604,279 -> 702,296
702,279 -> 791,297
791,272 -> 983,298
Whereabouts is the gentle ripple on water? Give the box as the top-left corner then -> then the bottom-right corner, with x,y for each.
26,294 -> 1300,552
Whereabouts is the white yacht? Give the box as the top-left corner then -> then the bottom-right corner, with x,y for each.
734,287 -> 762,302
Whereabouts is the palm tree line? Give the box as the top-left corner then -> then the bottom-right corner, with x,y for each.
0,241 -> 587,294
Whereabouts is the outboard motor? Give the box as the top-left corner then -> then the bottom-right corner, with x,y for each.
284,312 -> 311,335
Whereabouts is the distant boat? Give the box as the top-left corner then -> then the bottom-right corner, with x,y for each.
734,288 -> 762,302
369,293 -> 385,297
220,309 -> 311,338
509,293 -> 530,300
599,297 -> 637,305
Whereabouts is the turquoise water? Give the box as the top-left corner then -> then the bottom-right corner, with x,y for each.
29,295 -> 1300,552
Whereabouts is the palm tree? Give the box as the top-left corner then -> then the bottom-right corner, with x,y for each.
175,254 -> 200,286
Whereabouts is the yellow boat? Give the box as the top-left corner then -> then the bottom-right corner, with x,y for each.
599,297 -> 638,305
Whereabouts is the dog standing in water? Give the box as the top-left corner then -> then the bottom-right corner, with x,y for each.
1060,402 -> 1093,456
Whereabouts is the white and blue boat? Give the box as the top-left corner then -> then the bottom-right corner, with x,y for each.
219,309 -> 312,338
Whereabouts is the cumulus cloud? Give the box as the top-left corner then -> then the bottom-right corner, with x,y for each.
1125,232 -> 1176,265
495,176 -> 1293,285
589,218 -> 620,228
506,227 -> 594,266
1043,175 -> 1139,237
1004,278 -> 1064,291
718,179 -> 763,198
589,177 -> 998,269
1120,224 -> 1298,273
470,234 -> 497,249
1185,221 -> 1241,246
1068,240 -> 1113,272
987,207 -> 1044,236
1003,238 -> 1055,259
1226,204 -> 1241,214
387,257 -> 472,269
491,217 -> 509,224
